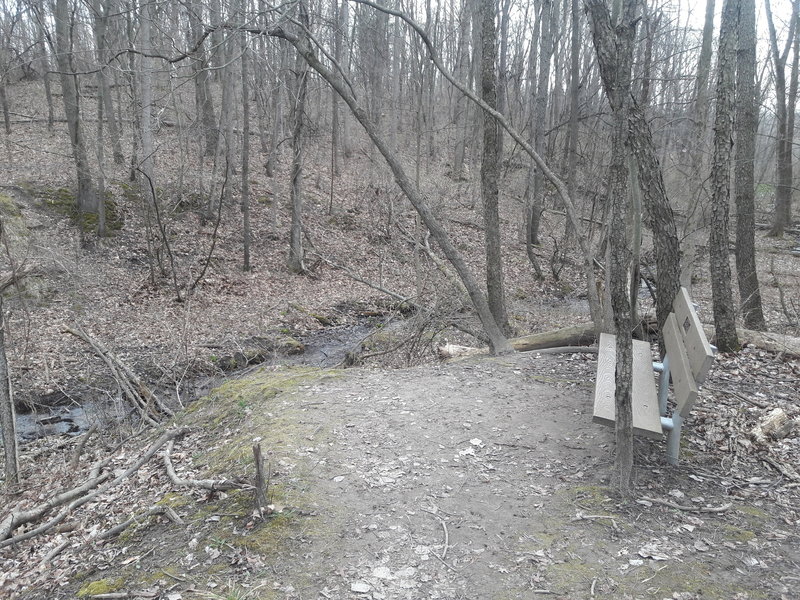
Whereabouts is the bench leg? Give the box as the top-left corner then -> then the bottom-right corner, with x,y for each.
665,413 -> 683,465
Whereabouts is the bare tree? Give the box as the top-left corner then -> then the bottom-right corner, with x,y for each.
586,0 -> 637,493
709,0 -> 740,352
480,0 -> 510,335
0,295 -> 17,488
54,0 -> 99,215
264,9 -> 514,355
734,0 -> 766,330
287,9 -> 310,274
765,0 -> 799,237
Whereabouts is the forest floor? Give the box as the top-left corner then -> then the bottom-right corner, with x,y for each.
0,81 -> 799,598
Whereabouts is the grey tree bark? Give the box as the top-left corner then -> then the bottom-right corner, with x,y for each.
241,7 -> 252,272
680,0 -> 716,291
188,1 -> 219,157
90,0 -> 124,165
480,0 -> 511,335
587,0 -> 681,348
586,0 -> 637,493
287,19 -> 309,274
765,0 -> 799,238
524,0 -> 554,248
54,0 -> 99,215
0,296 -> 18,488
709,0 -> 740,353
734,0 -> 766,330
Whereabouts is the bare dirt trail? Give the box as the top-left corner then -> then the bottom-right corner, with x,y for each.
8,349 -> 795,600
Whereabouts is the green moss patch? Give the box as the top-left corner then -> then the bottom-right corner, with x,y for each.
77,577 -> 124,597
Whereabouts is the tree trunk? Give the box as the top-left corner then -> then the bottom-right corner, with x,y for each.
586,0 -> 637,494
680,0 -> 716,290
241,16 -> 252,272
708,0 -> 740,353
90,0 -> 124,165
765,0 -> 799,237
587,0 -> 681,349
189,1 -> 218,158
480,0 -> 511,335
54,0 -> 98,215
525,0 -> 554,248
287,26 -> 309,274
734,0 -> 766,330
0,297 -> 18,488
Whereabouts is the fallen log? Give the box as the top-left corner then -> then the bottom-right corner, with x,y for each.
510,324 -> 597,352
704,325 -> 800,359
438,324 -> 597,359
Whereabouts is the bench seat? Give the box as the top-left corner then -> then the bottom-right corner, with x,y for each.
593,333 -> 662,439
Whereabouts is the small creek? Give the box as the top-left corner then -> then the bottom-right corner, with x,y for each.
15,319 -> 391,444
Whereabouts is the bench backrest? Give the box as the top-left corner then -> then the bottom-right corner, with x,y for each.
664,287 -> 715,418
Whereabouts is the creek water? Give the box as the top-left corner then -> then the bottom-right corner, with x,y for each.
14,319 -> 389,444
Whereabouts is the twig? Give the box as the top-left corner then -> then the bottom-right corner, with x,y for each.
760,454 -> 800,482
97,506 -> 184,540
163,439 -> 246,491
64,325 -> 172,423
41,540 -> 70,564
420,507 -> 449,560
69,424 -> 98,471
312,252 -> 416,307
639,496 -> 733,513
571,512 -> 619,531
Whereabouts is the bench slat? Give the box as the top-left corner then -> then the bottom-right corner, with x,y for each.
673,287 -> 715,383
663,312 -> 700,418
593,333 -> 663,439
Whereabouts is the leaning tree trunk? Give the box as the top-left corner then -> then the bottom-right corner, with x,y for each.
480,0 -> 511,335
709,0 -> 740,352
54,0 -> 98,215
266,18 -> 514,355
734,0 -> 766,331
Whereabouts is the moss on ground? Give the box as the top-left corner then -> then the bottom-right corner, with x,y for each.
36,185 -> 124,232
77,577 -> 124,597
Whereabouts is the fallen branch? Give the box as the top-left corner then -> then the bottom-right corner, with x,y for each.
163,439 -> 246,491
703,324 -> 800,359
760,454 -> 800,482
97,505 -> 184,541
571,511 -> 620,531
65,324 -> 173,423
69,424 -> 98,471
639,496 -> 733,513
0,456 -> 113,541
313,252 -> 417,309
0,428 -> 189,549
420,507 -> 450,560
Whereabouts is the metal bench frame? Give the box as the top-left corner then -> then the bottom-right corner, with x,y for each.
593,287 -> 715,465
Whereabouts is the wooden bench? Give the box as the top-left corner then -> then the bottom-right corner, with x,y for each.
593,287 -> 715,464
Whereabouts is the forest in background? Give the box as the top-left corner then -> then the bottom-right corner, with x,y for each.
0,0 -> 799,490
